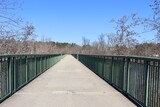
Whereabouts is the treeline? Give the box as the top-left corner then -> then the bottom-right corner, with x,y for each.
80,35 -> 160,57
0,36 -> 80,54
0,31 -> 160,57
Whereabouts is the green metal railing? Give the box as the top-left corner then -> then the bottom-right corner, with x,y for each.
72,54 -> 160,107
0,54 -> 65,103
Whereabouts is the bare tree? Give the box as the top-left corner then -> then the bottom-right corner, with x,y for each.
107,33 -> 119,47
138,0 -> 160,42
0,0 -> 22,54
106,33 -> 118,54
91,41 -> 99,54
17,23 -> 35,54
81,37 -> 91,54
111,14 -> 138,47
150,0 -> 160,42
0,0 -> 21,34
97,34 -> 106,53
82,37 -> 90,47
0,30 -> 17,54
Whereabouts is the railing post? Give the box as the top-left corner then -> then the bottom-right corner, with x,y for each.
111,56 -> 114,83
40,56 -> 42,73
145,61 -> 149,106
102,56 -> 105,79
8,57 -> 12,94
35,56 -> 37,76
122,57 -> 126,91
13,57 -> 16,91
25,56 -> 28,83
126,57 -> 130,93
77,54 -> 79,60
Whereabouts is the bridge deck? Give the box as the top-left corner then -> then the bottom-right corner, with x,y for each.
0,55 -> 135,107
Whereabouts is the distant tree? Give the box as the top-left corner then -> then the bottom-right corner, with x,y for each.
17,23 -> 36,53
0,31 -> 17,54
106,33 -> 118,54
82,37 -> 90,47
91,41 -> 99,54
111,14 -> 138,47
98,34 -> 106,52
90,34 -> 107,54
107,33 -> 119,47
110,14 -> 138,55
81,37 -> 91,54
134,43 -> 158,56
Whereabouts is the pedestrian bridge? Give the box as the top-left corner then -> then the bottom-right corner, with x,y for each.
0,54 -> 159,107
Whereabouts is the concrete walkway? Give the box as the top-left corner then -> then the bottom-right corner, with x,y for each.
0,55 -> 135,107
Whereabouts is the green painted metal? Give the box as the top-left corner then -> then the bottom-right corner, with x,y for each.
0,54 -> 65,103
72,54 -> 160,107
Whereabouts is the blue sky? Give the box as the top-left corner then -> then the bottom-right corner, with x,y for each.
21,0 -> 154,45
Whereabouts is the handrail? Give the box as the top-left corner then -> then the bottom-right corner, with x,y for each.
72,54 -> 160,107
0,54 -> 65,103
